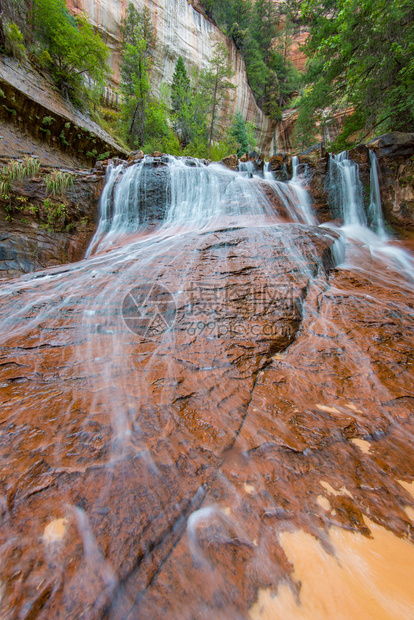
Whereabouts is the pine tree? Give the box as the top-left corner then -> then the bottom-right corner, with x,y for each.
231,112 -> 249,157
171,56 -> 193,147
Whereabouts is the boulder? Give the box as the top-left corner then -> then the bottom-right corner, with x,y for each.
220,154 -> 239,170
348,143 -> 369,167
368,132 -> 414,158
128,150 -> 145,163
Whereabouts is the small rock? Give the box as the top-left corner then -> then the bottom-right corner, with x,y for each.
220,154 -> 239,170
128,150 -> 144,162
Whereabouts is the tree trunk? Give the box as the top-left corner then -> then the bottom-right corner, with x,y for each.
207,74 -> 219,160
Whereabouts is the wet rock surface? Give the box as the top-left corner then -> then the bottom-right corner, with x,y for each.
134,256 -> 414,619
0,217 -> 413,618
0,222 -> 337,618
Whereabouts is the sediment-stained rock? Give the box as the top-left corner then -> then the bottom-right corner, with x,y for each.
0,218 -> 413,618
0,222 -> 338,618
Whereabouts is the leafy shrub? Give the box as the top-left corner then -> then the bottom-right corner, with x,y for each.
33,0 -> 110,108
3,20 -> 27,62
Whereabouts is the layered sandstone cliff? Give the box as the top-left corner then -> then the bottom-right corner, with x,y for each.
67,0 -> 278,156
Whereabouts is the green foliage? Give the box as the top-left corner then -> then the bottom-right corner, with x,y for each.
295,0 -> 414,148
59,131 -> 70,146
0,157 -> 41,196
171,56 -> 193,147
92,107 -> 128,149
42,198 -> 67,229
230,112 -> 249,157
120,3 -> 156,147
3,20 -> 27,61
32,0 -> 110,108
209,140 -> 237,161
198,0 -> 300,117
141,84 -> 181,155
97,151 -> 110,161
45,170 -> 74,196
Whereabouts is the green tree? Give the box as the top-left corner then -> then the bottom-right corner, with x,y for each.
296,0 -> 414,148
171,56 -> 193,147
230,111 -> 249,156
119,3 -> 156,147
142,85 -> 181,155
201,42 -> 235,159
252,0 -> 278,62
32,0 -> 110,106
198,0 -> 299,118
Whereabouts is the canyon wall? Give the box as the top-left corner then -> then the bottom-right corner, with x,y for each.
67,0 -> 278,156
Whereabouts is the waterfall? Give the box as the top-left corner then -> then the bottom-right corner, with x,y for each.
263,162 -> 274,180
328,151 -> 366,227
259,155 -> 315,226
327,149 -> 414,281
88,156 -> 320,256
369,150 -> 386,238
2,149 -> 414,619
238,160 -> 254,176
328,149 -> 385,237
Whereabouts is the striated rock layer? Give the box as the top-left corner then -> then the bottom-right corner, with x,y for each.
67,0 -> 278,155
0,58 -> 128,165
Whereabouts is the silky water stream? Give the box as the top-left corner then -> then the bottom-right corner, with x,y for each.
0,154 -> 413,619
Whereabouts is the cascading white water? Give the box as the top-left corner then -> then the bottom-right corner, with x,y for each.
263,162 -> 274,181
327,149 -> 413,282
88,156 -> 320,256
329,151 -> 366,227
369,150 -> 386,238
238,160 -> 254,176
328,149 -> 385,237
260,155 -> 316,226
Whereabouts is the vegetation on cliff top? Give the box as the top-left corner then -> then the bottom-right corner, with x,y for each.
199,0 -> 301,121
1,0 -> 110,110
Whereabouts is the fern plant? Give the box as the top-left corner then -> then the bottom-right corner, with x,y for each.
45,170 -> 74,196
0,157 -> 41,196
